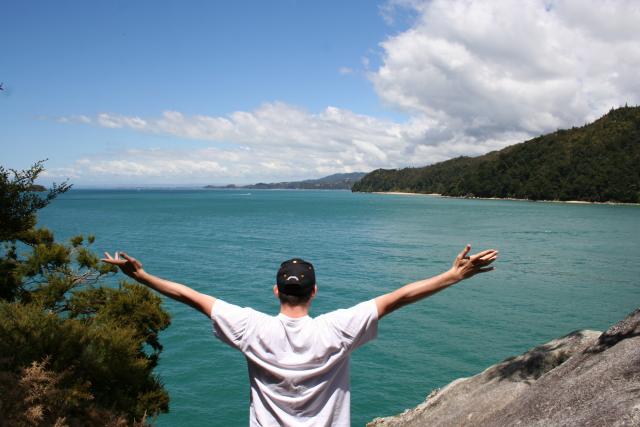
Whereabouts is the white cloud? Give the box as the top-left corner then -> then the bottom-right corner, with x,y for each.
80,103 -> 410,152
372,0 -> 640,137
96,113 -> 147,129
56,115 -> 92,124
56,99 -> 531,183
53,0 -> 639,184
50,105 -> 441,183
339,66 -> 354,75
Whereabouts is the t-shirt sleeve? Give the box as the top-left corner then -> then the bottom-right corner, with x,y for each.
210,299 -> 252,351
324,299 -> 379,352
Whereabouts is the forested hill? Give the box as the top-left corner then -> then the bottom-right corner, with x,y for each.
352,106 -> 640,203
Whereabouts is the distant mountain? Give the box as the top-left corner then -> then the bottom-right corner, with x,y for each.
204,172 -> 367,190
353,106 -> 640,203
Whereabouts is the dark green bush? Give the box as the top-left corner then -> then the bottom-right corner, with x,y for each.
0,162 -> 171,425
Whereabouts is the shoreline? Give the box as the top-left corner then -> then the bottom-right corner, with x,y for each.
371,191 -> 640,206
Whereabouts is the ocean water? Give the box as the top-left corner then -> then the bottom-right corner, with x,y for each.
38,189 -> 640,426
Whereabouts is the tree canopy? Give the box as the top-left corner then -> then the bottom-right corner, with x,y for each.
353,106 -> 640,203
0,162 -> 171,426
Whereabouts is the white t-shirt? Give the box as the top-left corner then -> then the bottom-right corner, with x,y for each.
210,299 -> 379,427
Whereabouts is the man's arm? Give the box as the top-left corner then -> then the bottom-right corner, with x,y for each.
102,251 -> 216,317
375,245 -> 498,319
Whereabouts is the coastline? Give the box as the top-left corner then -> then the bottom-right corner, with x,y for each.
371,191 -> 640,206
373,191 -> 442,197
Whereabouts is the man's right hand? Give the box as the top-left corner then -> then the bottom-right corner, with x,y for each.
102,251 -> 146,282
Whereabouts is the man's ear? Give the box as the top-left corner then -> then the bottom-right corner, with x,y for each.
273,284 -> 279,298
310,284 -> 318,300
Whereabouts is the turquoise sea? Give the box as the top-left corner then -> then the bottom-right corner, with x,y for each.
38,189 -> 640,426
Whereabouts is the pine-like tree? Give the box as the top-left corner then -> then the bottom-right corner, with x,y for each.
0,161 -> 171,426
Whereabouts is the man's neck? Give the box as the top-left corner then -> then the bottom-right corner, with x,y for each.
279,303 -> 310,318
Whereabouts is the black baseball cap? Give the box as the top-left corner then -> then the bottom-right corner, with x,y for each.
277,258 -> 316,296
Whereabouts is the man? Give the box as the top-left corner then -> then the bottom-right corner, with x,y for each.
102,244 -> 498,426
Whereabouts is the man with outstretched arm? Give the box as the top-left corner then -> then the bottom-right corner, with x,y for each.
102,244 -> 498,426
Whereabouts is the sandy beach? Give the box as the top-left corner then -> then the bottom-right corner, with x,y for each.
373,191 -> 442,197
372,191 -> 640,206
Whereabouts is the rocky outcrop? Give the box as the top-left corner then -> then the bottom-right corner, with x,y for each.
369,308 -> 640,427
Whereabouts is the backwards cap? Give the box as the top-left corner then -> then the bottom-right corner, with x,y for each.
277,258 -> 315,296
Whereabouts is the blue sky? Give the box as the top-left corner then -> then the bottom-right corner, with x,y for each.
2,1 -> 639,186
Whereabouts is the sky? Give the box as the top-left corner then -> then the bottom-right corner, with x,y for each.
2,0 -> 639,186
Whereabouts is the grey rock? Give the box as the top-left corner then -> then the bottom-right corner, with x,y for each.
369,308 -> 640,427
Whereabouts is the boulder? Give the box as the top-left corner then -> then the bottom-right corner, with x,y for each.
369,308 -> 640,427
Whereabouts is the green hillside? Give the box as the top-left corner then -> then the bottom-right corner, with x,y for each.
353,106 -> 640,203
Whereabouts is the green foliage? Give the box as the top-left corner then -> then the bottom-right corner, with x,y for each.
0,162 -> 171,424
0,358 -> 109,427
353,106 -> 640,203
0,357 -> 153,427
0,160 -> 71,241
69,282 -> 170,357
